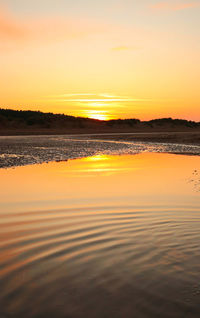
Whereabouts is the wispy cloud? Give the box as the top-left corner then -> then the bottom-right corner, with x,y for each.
52,93 -> 128,99
56,93 -> 97,98
50,93 -> 152,103
150,1 -> 200,11
0,6 -> 27,41
0,5 -> 108,47
62,99 -> 150,102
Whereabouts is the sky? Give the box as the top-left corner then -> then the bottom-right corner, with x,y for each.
0,0 -> 200,121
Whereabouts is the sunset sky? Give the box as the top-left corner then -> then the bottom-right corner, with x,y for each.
0,0 -> 200,120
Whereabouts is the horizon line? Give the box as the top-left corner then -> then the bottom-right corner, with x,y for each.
0,107 -> 199,124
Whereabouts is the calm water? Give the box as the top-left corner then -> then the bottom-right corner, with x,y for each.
0,153 -> 200,318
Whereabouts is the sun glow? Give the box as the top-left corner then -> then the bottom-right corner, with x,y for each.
83,110 -> 111,121
89,113 -> 108,120
1,2 -> 200,121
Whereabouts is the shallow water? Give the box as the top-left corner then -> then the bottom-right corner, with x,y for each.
0,153 -> 200,318
0,134 -> 200,168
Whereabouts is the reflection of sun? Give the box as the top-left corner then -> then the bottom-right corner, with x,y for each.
85,155 -> 110,162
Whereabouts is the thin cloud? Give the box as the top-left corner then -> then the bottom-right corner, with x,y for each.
99,93 -> 123,98
51,93 -> 127,99
56,93 -> 97,97
0,5 -> 108,46
63,99 -> 151,102
0,6 -> 27,40
150,1 -> 200,11
49,93 -> 152,103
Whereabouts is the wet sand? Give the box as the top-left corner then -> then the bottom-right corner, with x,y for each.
84,131 -> 200,145
0,130 -> 200,144
0,134 -> 200,168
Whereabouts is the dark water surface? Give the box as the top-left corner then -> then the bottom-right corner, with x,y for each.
0,153 -> 200,318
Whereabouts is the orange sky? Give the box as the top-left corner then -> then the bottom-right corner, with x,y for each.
0,1 -> 200,121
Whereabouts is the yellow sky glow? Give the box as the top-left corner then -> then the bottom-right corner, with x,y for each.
0,1 -> 199,121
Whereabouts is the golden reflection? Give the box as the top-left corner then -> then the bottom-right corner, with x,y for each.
80,153 -> 141,175
70,154 -> 123,175
84,155 -> 110,162
0,153 -> 199,214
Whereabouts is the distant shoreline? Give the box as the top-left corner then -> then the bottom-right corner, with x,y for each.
0,108 -> 200,145
82,131 -> 200,146
0,131 -> 200,146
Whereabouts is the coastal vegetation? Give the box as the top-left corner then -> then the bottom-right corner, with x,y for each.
0,108 -> 199,135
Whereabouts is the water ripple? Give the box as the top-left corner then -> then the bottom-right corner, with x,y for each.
0,204 -> 200,317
